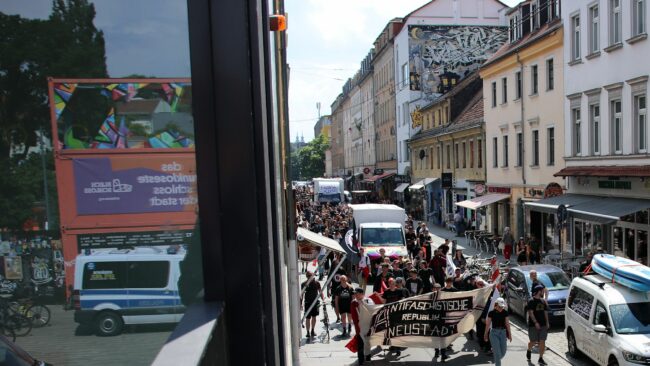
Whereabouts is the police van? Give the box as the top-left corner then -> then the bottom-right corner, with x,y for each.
73,246 -> 186,336
565,274 -> 650,366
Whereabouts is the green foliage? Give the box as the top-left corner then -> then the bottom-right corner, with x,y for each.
291,134 -> 329,180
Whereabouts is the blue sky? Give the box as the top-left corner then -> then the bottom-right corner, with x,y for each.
2,0 -> 523,141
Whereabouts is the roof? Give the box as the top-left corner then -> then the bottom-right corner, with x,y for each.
402,0 -> 510,23
555,165 -> 650,177
115,99 -> 164,115
482,20 -> 562,70
574,275 -> 649,304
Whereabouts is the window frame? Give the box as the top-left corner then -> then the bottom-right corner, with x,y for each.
470,140 -> 475,169
478,139 -> 483,168
502,77 -> 508,104
547,126 -> 555,165
437,145 -> 442,169
516,132 -> 523,167
572,14 -> 582,60
531,64 -> 539,95
515,71 -> 522,100
492,81 -> 497,107
632,0 -> 647,37
532,129 -> 540,166
502,135 -> 509,168
573,107 -> 582,156
636,94 -> 648,153
611,99 -> 623,154
492,137 -> 498,168
455,143 -> 460,169
589,4 -> 600,53
546,58 -> 554,91
462,141 -> 467,168
610,0 -> 622,45
590,104 -> 601,155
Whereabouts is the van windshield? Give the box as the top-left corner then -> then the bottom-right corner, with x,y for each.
610,302 -> 650,334
361,228 -> 404,246
525,271 -> 571,291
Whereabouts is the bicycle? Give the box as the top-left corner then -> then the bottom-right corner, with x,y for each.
11,298 -> 51,328
0,298 -> 32,337
321,302 -> 330,343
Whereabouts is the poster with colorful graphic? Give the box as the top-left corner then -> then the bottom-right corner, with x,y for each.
4,257 -> 23,280
73,156 -> 197,215
359,285 -> 493,348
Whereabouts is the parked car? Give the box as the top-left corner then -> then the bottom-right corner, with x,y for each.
565,274 -> 650,366
0,334 -> 52,365
504,265 -> 571,324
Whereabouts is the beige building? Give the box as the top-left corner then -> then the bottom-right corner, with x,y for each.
479,0 -> 565,246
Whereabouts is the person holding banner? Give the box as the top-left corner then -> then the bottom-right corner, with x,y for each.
484,297 -> 512,366
357,247 -> 370,290
350,288 -> 371,365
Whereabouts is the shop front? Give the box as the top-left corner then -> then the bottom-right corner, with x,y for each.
362,171 -> 396,201
407,178 -> 439,222
455,192 -> 510,233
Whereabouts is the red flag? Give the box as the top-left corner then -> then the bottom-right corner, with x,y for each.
345,335 -> 359,353
491,268 -> 500,283
369,292 -> 383,304
312,259 -> 318,266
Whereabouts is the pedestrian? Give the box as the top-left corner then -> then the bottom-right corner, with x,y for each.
357,247 -> 370,290
429,249 -> 447,286
405,269 -> 423,296
373,248 -> 387,276
334,275 -> 354,337
516,238 -> 528,265
526,285 -> 549,365
420,228 -> 432,262
418,260 -> 433,293
375,277 -> 407,356
390,260 -> 404,279
439,239 -> 450,256
484,297 -> 512,366
300,271 -> 324,338
442,276 -> 458,292
317,246 -> 327,280
452,268 -> 464,290
529,270 -> 548,302
328,262 -> 347,323
431,283 -> 449,361
394,277 -> 410,298
578,251 -> 594,273
373,263 -> 393,293
452,249 -> 466,270
405,226 -> 418,259
502,227 -> 514,260
351,288 -> 371,365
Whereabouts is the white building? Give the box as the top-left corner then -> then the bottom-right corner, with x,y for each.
394,0 -> 510,176
535,0 -> 650,262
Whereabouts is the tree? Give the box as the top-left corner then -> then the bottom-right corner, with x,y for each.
291,134 -> 329,180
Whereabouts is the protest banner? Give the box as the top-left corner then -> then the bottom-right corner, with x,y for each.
359,285 -> 493,349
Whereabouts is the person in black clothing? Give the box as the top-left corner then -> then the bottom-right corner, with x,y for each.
390,260 -> 404,279
301,271 -> 324,338
394,277 -> 410,299
578,251 -> 594,273
432,284 -> 449,362
484,298 -> 511,366
418,261 -> 433,293
373,263 -> 393,293
334,275 -> 355,337
420,229 -> 433,262
442,276 -> 458,292
328,265 -> 347,323
376,278 -> 407,356
405,269 -> 423,296
476,281 -> 491,353
405,226 -> 418,259
452,268 -> 464,290
526,285 -> 549,365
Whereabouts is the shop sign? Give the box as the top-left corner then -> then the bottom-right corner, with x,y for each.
598,180 -> 631,190
78,229 -> 194,250
525,188 -> 545,199
487,186 -> 511,194
544,182 -> 563,198
474,184 -> 486,196
442,173 -> 453,188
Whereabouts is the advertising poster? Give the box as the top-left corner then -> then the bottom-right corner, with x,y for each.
73,156 -> 197,215
359,286 -> 493,348
4,257 -> 23,280
78,230 -> 194,250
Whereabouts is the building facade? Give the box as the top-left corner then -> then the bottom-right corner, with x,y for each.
330,94 -> 345,177
528,0 -> 650,263
394,0 -> 510,176
480,0 -> 565,244
313,115 -> 331,139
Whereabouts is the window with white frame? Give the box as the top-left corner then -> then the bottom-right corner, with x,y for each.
633,0 -> 647,37
503,135 -> 509,167
611,99 -> 622,153
492,137 -> 498,168
492,81 -> 497,107
515,71 -> 522,99
401,62 -> 409,88
547,127 -> 555,165
516,132 -> 523,166
531,1 -> 539,30
532,130 -> 540,166
573,108 -> 582,155
591,104 -> 601,154
610,0 -> 622,44
636,95 -> 647,152
589,5 -> 600,53
531,64 -> 539,94
502,77 -> 508,104
546,58 -> 554,90
572,14 -> 581,60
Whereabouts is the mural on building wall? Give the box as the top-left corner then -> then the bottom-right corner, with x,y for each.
408,25 -> 508,100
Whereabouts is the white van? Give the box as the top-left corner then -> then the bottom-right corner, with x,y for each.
565,274 -> 650,366
73,247 -> 186,336
347,204 -> 408,260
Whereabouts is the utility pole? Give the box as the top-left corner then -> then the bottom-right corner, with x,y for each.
39,128 -> 51,233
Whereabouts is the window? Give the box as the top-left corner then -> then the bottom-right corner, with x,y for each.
462,142 -> 467,168
470,140 -> 475,168
128,261 -> 171,288
531,1 -> 539,30
446,144 -> 451,169
610,0 -> 622,44
637,95 -> 647,152
591,104 -> 601,154
455,143 -> 459,168
430,147 -> 434,169
546,59 -> 554,90
531,65 -> 538,94
568,286 -> 595,320
83,262 -> 127,289
589,5 -> 600,53
478,139 -> 483,168
491,81 -> 497,107
492,137 -> 498,168
517,132 -> 523,166
612,99 -> 622,153
572,15 -> 581,60
633,0 -> 647,36
503,135 -> 509,167
548,127 -> 555,165
401,62 -> 409,88
437,145 -> 441,169
515,71 -> 522,99
502,77 -> 508,103
593,302 -> 610,327
532,130 -> 540,166
573,108 -> 582,155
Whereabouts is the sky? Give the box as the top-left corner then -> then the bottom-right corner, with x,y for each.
2,0 -> 523,142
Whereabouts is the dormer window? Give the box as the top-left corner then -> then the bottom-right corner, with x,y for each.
531,1 -> 539,30
509,13 -> 522,42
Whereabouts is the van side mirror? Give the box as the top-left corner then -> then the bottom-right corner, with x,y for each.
593,324 -> 607,333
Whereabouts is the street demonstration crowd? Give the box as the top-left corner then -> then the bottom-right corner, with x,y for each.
295,186 -> 552,366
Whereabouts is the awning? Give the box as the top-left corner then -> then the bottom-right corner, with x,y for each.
526,194 -> 650,223
408,177 -> 438,190
555,165 -> 650,177
363,172 -> 396,183
524,193 -> 597,214
297,227 -> 346,253
455,193 -> 510,210
394,183 -> 410,193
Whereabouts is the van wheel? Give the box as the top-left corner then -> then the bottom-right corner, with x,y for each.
567,329 -> 581,358
607,356 -> 619,366
96,311 -> 124,336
